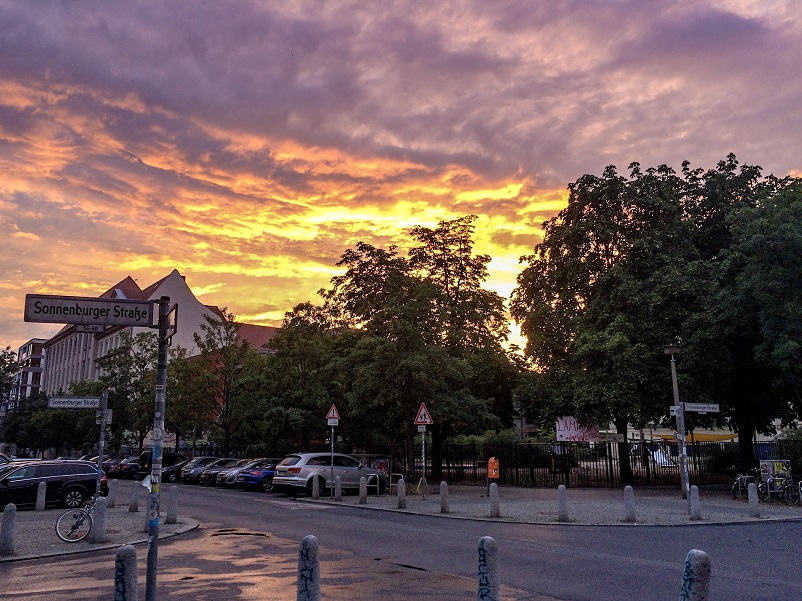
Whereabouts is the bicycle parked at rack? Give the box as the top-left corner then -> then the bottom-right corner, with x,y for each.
782,478 -> 801,506
55,492 -> 100,542
732,469 -> 761,500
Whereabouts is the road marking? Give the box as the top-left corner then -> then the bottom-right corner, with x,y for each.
254,498 -> 336,510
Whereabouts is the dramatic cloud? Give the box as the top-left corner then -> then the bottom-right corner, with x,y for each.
1,0 -> 801,349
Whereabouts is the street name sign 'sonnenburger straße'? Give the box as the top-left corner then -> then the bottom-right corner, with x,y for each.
24,294 -> 154,327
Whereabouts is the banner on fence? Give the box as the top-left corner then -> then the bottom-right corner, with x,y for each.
556,416 -> 600,442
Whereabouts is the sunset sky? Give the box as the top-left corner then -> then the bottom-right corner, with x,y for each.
2,1 -> 801,351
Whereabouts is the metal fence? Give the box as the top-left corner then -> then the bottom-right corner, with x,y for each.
389,439 -> 802,489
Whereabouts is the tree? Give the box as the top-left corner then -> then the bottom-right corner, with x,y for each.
95,331 -> 158,453
0,346 -> 17,400
193,309 -> 261,455
167,346 -> 215,452
511,163 -> 699,483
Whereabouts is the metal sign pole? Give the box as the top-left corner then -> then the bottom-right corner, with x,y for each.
95,389 -> 109,496
145,297 -> 170,601
330,426 -> 335,498
421,427 -> 427,500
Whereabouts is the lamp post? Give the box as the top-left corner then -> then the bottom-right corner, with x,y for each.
664,343 -> 690,512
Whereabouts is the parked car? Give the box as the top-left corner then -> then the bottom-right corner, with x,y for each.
196,458 -> 240,485
0,452 -> 10,464
214,458 -> 263,487
111,457 -> 140,479
272,452 -> 389,496
236,458 -> 282,491
179,456 -> 222,483
101,454 -> 129,475
138,451 -> 188,483
0,460 -> 108,509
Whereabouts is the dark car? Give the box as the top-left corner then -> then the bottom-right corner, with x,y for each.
101,454 -> 129,475
138,451 -> 188,483
0,452 -> 10,464
197,458 -> 241,485
111,457 -> 140,479
236,458 -> 282,491
0,460 -> 108,509
178,456 -> 220,483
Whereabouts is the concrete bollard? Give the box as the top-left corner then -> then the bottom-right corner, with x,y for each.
623,485 -> 636,523
89,496 -> 108,543
440,481 -> 449,514
679,549 -> 711,601
690,485 -> 702,521
36,481 -> 47,511
397,478 -> 407,509
489,482 -> 500,518
334,476 -> 342,501
359,477 -> 367,504
0,503 -> 16,556
312,476 -> 320,499
114,545 -> 138,601
478,536 -> 500,601
107,479 -> 117,508
128,484 -> 139,513
557,484 -> 569,522
166,485 -> 178,524
747,482 -> 760,518
297,535 -> 321,601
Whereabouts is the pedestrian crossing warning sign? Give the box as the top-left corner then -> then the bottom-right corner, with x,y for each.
414,402 -> 433,425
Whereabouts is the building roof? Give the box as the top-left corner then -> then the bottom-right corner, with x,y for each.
237,323 -> 280,351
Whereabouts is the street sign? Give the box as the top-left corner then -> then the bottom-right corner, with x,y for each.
683,403 -> 720,413
670,405 -> 680,416
96,409 -> 113,425
163,303 -> 178,344
24,294 -> 154,327
48,396 -> 100,409
326,404 -> 340,426
414,402 -> 433,425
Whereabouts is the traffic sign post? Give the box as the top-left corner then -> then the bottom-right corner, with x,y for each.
414,403 -> 433,499
326,405 -> 340,498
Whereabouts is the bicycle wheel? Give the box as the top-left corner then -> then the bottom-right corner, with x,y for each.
784,482 -> 801,506
732,480 -> 742,500
55,510 -> 92,542
756,482 -> 770,502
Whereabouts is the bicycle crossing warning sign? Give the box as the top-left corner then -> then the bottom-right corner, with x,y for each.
414,403 -> 433,425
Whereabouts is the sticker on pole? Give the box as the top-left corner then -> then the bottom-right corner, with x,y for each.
326,404 -> 340,426
414,403 -> 433,425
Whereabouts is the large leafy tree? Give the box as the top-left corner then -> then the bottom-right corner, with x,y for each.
96,331 -> 158,453
511,163 -> 699,483
193,309 -> 261,455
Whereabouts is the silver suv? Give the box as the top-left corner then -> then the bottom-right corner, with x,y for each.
272,452 -> 388,496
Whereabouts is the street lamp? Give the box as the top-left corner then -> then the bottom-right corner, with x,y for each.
664,342 -> 690,512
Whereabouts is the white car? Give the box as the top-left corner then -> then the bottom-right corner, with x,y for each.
272,452 -> 389,496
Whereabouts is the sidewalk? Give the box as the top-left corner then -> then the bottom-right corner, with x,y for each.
302,483 -> 802,526
2,484 -> 800,562
0,504 -> 199,562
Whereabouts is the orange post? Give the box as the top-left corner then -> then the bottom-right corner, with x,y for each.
486,457 -> 499,495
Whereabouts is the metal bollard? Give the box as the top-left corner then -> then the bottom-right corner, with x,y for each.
679,549 -> 711,601
489,482 -> 500,518
397,478 -> 407,509
166,485 -> 178,524
128,483 -> 139,513
36,481 -> 47,511
557,484 -> 569,522
440,481 -> 450,514
334,476 -> 342,501
107,479 -> 117,508
114,545 -> 138,601
478,536 -> 500,601
89,496 -> 107,543
0,503 -> 16,556
359,477 -> 367,504
623,485 -> 636,523
690,485 -> 702,521
297,535 -> 321,601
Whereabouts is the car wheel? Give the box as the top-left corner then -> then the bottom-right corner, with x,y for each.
260,477 -> 274,492
63,487 -> 87,508
165,471 -> 178,483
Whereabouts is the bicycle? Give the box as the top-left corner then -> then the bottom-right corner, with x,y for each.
782,478 -> 801,506
55,493 -> 99,542
732,469 -> 760,500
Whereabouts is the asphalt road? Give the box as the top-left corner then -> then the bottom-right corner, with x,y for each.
2,482 -> 801,600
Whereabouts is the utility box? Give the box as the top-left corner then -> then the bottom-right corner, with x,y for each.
487,457 -> 499,479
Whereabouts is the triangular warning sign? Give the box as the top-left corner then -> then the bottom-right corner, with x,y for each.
326,404 -> 340,420
414,402 -> 433,425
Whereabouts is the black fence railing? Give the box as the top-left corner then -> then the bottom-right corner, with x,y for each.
388,439 -> 802,489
